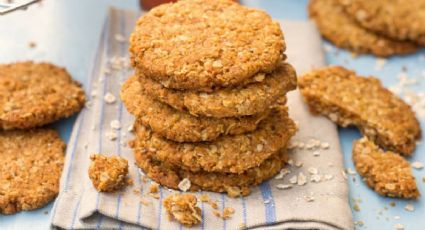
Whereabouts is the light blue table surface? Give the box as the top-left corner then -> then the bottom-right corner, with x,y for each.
0,0 -> 424,229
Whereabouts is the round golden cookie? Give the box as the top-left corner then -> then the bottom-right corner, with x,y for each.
130,0 -> 285,91
339,0 -> 425,45
308,0 -> 418,57
133,140 -> 288,197
137,62 -> 297,118
132,107 -> 296,174
0,129 -> 65,215
0,61 -> 86,130
121,76 -> 271,142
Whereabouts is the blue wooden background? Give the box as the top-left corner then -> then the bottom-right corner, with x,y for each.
0,0 -> 424,229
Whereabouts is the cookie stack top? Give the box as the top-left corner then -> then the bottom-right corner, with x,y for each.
130,0 -> 286,92
123,0 -> 297,197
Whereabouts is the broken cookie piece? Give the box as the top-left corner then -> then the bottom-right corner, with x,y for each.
89,154 -> 129,192
353,137 -> 420,199
299,66 -> 421,155
163,194 -> 202,227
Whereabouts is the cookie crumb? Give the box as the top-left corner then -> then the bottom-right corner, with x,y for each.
213,207 -> 235,220
395,223 -> 404,230
163,194 -> 202,227
88,154 -> 129,192
140,197 -> 151,206
149,182 -> 159,194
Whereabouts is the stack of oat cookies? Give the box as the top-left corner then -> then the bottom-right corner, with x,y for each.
121,0 -> 298,197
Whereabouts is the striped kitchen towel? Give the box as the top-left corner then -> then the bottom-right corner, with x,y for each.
51,7 -> 353,230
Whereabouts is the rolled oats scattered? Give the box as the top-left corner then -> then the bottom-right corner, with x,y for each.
274,168 -> 290,180
404,203 -> 414,212
114,33 -> 126,43
178,178 -> 191,192
304,195 -> 314,202
289,175 -> 298,184
276,184 -> 292,190
310,174 -> 322,183
297,172 -> 307,186
104,92 -> 116,104
411,161 -> 424,169
105,131 -> 118,141
110,120 -> 121,130
308,167 -> 319,175
320,142 -> 330,149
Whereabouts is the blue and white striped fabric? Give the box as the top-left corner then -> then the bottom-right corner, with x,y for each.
51,8 -> 353,230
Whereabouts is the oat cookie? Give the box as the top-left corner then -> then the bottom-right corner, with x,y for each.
163,194 -> 202,227
0,61 -> 86,129
308,0 -> 418,57
133,139 -> 288,197
130,0 -> 285,91
299,66 -> 421,155
0,129 -> 65,215
132,107 -> 295,174
339,0 -> 425,45
353,137 -> 419,199
121,76 -> 271,142
137,63 -> 296,118
89,154 -> 129,192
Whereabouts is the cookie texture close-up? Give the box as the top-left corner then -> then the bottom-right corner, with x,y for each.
88,154 -> 129,192
121,76 -> 271,142
0,61 -> 86,130
130,0 -> 285,91
339,0 -> 425,45
137,62 -> 297,118
308,0 -> 418,57
298,66 -> 421,155
133,138 -> 288,197
132,107 -> 296,174
0,129 -> 65,215
353,137 -> 420,199
163,194 -> 202,227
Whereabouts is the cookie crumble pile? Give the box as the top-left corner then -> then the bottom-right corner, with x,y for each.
121,0 -> 298,201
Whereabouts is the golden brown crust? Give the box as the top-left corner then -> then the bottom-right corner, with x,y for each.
137,62 -> 297,118
0,129 -> 65,215
163,194 -> 202,227
0,61 -> 86,129
129,0 -> 285,91
132,107 -> 296,174
133,138 -> 288,197
339,0 -> 425,45
88,154 -> 129,192
299,66 -> 421,155
353,137 -> 420,199
308,0 -> 418,57
121,76 -> 271,142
